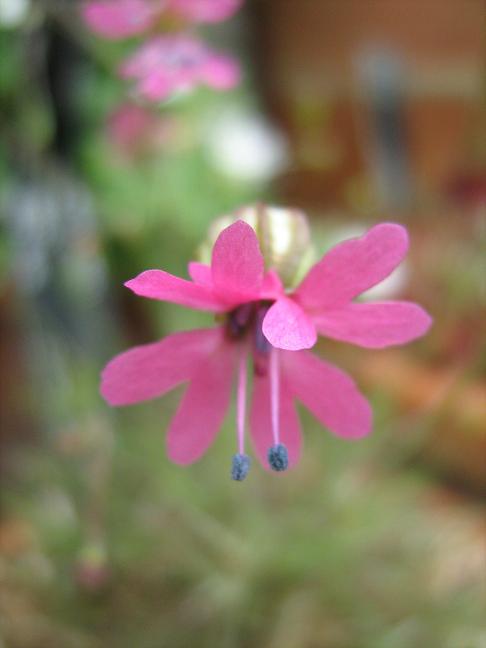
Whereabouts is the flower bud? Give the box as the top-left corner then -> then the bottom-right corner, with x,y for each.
199,204 -> 314,287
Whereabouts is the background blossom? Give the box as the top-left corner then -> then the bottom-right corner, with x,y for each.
82,0 -> 241,102
119,35 -> 240,101
82,0 -> 242,39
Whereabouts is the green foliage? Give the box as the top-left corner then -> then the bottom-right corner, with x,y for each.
3,402 -> 485,648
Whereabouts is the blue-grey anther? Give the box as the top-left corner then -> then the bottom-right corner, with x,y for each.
268,444 -> 288,472
231,453 -> 251,481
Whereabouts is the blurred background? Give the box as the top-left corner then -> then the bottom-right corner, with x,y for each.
0,1 -> 485,647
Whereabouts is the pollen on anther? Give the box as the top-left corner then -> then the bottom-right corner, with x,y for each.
268,444 -> 288,472
231,453 -> 251,481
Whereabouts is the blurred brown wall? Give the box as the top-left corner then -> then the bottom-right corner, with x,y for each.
252,0 -> 485,210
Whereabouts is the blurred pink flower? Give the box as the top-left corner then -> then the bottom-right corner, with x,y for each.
262,223 -> 432,352
82,0 -> 242,39
119,35 -> 240,101
171,0 -> 242,23
106,102 -> 178,157
82,0 -> 161,40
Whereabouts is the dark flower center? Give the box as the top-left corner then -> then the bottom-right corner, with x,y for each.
226,302 -> 272,353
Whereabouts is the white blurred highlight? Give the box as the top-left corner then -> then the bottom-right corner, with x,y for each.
205,108 -> 289,183
0,0 -> 29,26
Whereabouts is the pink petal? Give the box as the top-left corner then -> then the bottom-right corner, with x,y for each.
120,35 -> 208,79
282,351 -> 372,439
262,297 -> 317,351
200,55 -> 241,90
136,72 -> 176,102
211,220 -> 264,304
100,327 -> 223,406
188,263 -> 284,298
170,0 -> 242,23
314,301 -> 432,348
188,262 -> 213,287
261,270 -> 284,300
250,372 -> 302,470
295,223 -> 409,311
107,102 -> 159,155
125,270 -> 225,311
119,34 -> 238,101
81,0 -> 156,39
166,338 -> 237,464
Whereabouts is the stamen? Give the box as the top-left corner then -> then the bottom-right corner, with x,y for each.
269,347 -> 289,471
270,347 -> 280,446
231,349 -> 251,480
268,444 -> 289,471
237,348 -> 248,455
231,453 -> 251,481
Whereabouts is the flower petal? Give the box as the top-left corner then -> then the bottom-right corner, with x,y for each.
188,262 -> 284,302
82,0 -> 156,39
188,261 -> 212,287
262,297 -> 317,350
119,35 -> 210,101
171,0 -> 242,23
295,223 -> 409,311
282,351 -> 372,439
100,327 -> 223,406
136,72 -> 175,102
250,372 -> 302,470
166,338 -> 237,464
200,55 -> 241,90
261,269 -> 284,300
211,220 -> 264,304
314,301 -> 432,348
125,270 -> 225,311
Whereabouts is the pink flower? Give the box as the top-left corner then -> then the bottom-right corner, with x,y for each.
107,102 -> 176,158
119,35 -> 240,101
101,217 -> 431,479
170,0 -> 242,23
82,0 -> 162,40
82,0 -> 242,40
